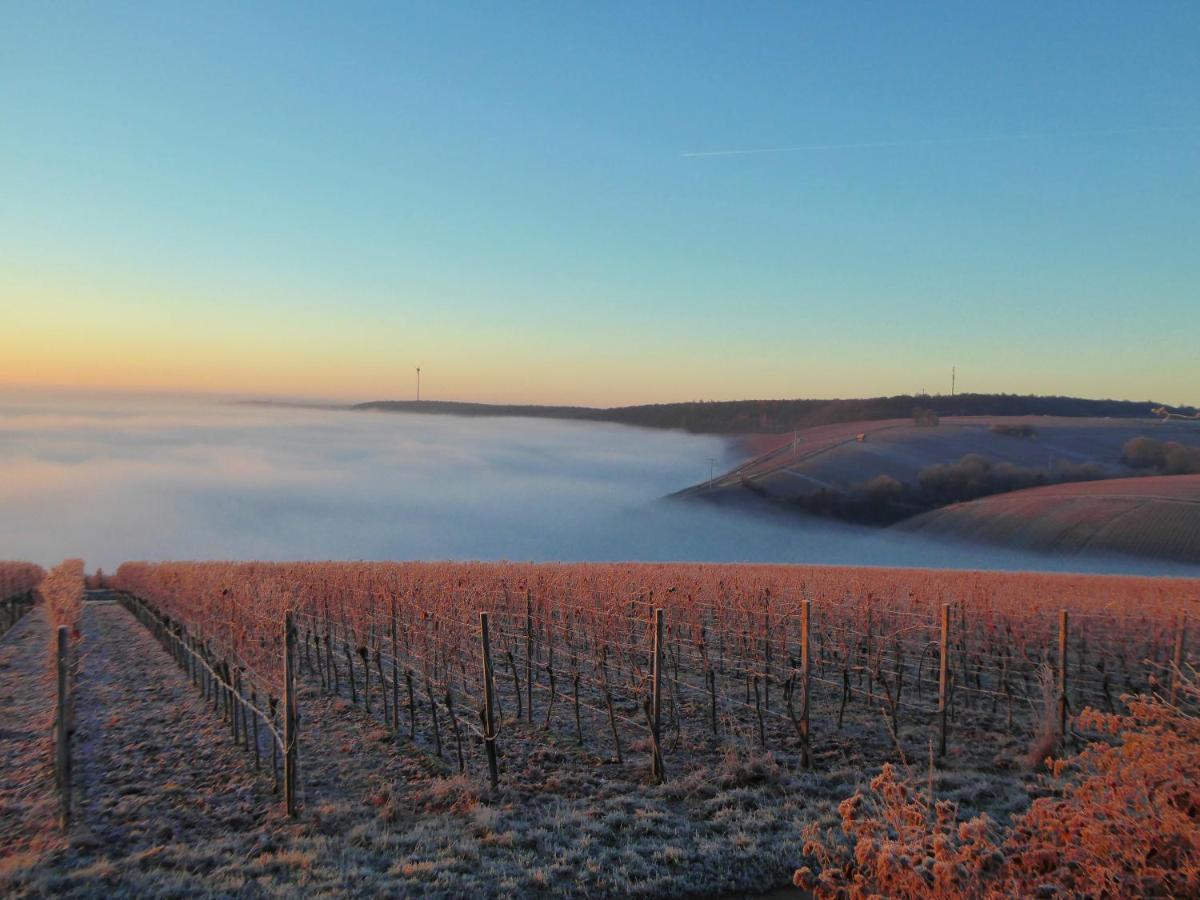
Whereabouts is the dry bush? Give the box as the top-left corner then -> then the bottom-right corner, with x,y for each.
41,559 -> 85,693
714,745 -> 783,789
414,774 -> 486,813
1023,665 -> 1059,770
794,763 -> 1003,897
1123,436 -> 1169,470
1122,436 -> 1200,475
796,677 -> 1200,898
42,558 -> 85,637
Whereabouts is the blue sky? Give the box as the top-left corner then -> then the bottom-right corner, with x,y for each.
3,3 -> 1198,404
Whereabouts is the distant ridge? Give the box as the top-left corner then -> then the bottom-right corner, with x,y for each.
353,393 -> 1193,436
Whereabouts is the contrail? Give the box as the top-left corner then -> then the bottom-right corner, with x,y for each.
680,125 -> 1197,158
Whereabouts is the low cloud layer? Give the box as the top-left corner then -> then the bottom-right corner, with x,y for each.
0,392 -> 1193,576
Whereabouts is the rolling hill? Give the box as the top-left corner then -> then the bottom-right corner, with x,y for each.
896,475 -> 1200,564
677,416 -> 1200,525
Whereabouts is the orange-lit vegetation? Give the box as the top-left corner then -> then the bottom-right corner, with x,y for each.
40,559 -> 84,640
796,676 -> 1200,898
0,562 -> 44,601
0,559 -> 1187,896
0,561 -> 43,636
112,561 -> 1196,781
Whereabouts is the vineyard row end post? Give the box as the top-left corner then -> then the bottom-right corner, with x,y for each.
651,606 -> 664,783
479,611 -> 500,789
1058,609 -> 1069,747
937,603 -> 949,759
56,624 -> 71,831
284,609 -> 298,818
800,599 -> 811,769
525,591 -> 533,724
1170,611 -> 1187,706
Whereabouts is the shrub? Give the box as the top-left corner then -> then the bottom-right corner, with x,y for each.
795,676 -> 1200,898
861,474 -> 904,505
918,454 -> 994,503
1122,436 -> 1168,470
1163,442 -> 1200,475
1120,436 -> 1200,474
913,407 -> 940,427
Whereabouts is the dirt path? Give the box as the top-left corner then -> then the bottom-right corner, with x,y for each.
3,599 -> 469,896
0,606 -> 60,867
70,601 -> 274,852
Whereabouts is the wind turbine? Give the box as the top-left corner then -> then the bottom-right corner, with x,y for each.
416,366 -> 421,402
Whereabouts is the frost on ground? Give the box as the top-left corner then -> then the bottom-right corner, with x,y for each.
0,606 -> 62,881
1,602 -> 1039,898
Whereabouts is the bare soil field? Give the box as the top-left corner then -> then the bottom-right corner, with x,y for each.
900,474 -> 1200,564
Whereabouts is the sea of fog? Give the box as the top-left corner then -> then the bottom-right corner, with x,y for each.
1,391 -> 1196,577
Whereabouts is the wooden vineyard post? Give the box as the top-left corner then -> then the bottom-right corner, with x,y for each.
406,670 -> 416,740
649,607 -> 665,783
479,612 -> 499,789
800,599 -> 811,769
283,610 -> 298,818
55,625 -> 71,831
763,592 -> 771,712
1170,611 -> 1187,706
525,590 -> 533,724
230,662 -> 240,744
1058,609 -> 1069,747
390,598 -> 401,733
938,603 -> 949,759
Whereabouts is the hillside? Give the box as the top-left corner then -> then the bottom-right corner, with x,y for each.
897,475 -> 1200,564
353,394 -> 1192,436
677,416 -> 1200,525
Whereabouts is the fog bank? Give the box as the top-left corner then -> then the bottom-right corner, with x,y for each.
0,392 -> 1194,577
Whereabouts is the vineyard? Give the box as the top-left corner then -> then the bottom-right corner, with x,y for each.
111,561 -> 1198,801
1,559 -> 1197,895
0,561 -> 43,638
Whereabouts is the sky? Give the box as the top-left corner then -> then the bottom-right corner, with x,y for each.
3,3 -> 1198,406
